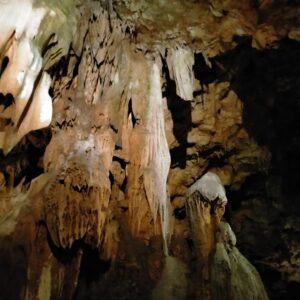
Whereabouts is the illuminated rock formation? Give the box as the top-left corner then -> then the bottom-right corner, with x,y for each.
1,0 -> 300,299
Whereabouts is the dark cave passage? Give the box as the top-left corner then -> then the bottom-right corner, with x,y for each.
198,38 -> 300,299
162,59 -> 192,169
0,128 -> 52,187
194,38 -> 300,202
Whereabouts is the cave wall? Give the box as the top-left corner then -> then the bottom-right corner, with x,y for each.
1,0 -> 300,299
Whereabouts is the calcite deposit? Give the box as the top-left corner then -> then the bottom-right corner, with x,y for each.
1,0 -> 300,299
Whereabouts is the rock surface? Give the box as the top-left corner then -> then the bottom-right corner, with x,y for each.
1,0 -> 300,299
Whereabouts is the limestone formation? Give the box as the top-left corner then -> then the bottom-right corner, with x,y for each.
212,222 -> 268,300
1,0 -> 300,299
186,171 -> 228,206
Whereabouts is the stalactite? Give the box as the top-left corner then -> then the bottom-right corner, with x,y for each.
0,31 -> 49,153
0,0 -> 70,154
166,47 -> 194,101
124,57 -> 173,251
18,72 -> 52,138
123,56 -> 151,238
44,133 -> 114,249
41,5 -> 123,250
143,60 -> 172,254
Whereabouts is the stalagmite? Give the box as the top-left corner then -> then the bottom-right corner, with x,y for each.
212,222 -> 269,300
186,171 -> 227,298
186,183 -> 226,299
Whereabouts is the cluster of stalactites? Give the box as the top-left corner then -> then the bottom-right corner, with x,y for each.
44,133 -> 115,249
45,174 -> 111,249
166,47 -> 195,101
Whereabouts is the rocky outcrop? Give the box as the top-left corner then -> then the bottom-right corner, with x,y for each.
1,0 -> 300,299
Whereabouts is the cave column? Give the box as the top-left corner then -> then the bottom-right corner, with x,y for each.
186,192 -> 225,299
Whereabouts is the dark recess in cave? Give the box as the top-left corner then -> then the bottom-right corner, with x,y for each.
193,38 -> 300,299
46,227 -> 82,265
45,225 -> 112,300
76,245 -> 111,286
0,93 -> 14,111
201,38 -> 300,201
227,172 -> 268,211
0,56 -> 9,77
174,206 -> 186,220
194,53 -> 217,86
0,237 -> 27,300
162,58 -> 192,169
0,128 -> 52,187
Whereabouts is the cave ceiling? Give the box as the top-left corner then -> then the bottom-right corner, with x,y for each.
114,0 -> 299,53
